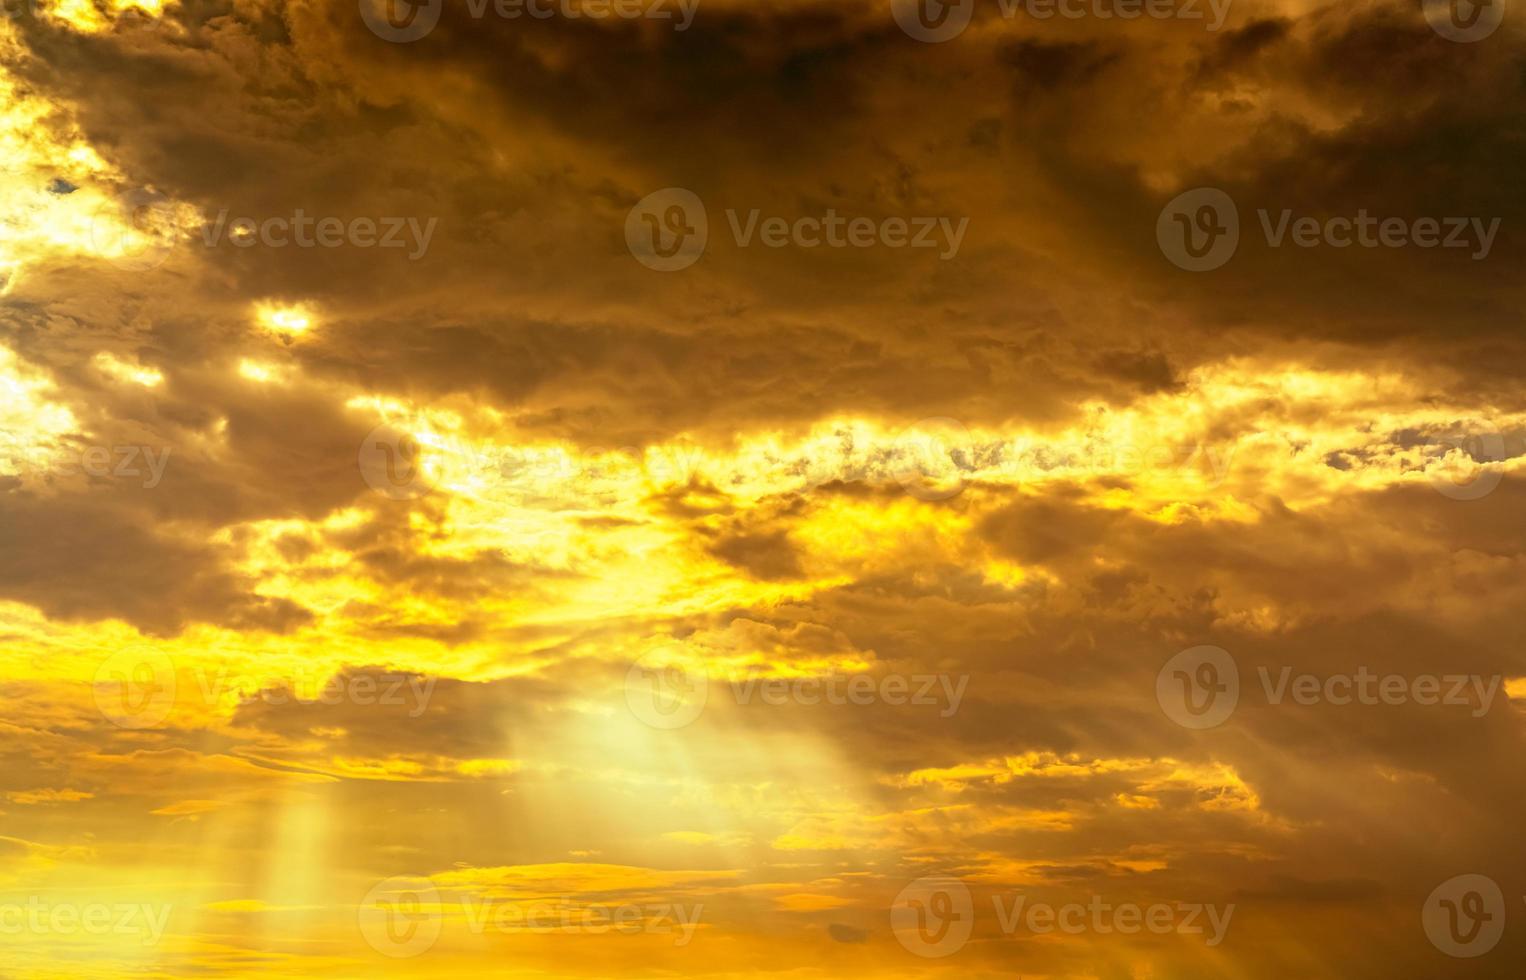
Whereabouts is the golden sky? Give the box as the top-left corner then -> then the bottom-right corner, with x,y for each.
2,0 -> 1525,977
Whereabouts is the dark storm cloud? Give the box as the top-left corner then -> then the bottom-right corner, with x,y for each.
0,489 -> 312,634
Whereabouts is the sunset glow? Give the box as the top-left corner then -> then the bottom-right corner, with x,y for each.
2,1 -> 1524,978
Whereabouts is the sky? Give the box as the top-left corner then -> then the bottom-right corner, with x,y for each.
1,0 -> 1525,977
